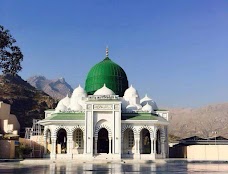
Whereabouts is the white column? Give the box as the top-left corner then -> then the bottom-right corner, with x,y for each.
112,137 -> 115,154
135,134 -> 140,154
85,111 -> 93,155
67,136 -> 73,155
51,137 -> 56,159
154,138 -> 156,154
134,138 -> 137,154
83,135 -> 86,154
134,134 -> 139,154
150,138 -> 154,154
44,136 -> 47,154
161,139 -> 165,158
109,137 -> 112,154
51,138 -> 56,154
137,138 -> 140,154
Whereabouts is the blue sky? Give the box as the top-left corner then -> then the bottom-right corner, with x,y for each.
1,0 -> 228,107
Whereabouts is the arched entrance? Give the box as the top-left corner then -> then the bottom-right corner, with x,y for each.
156,129 -> 161,154
123,128 -> 135,154
73,129 -> 83,154
141,129 -> 151,154
56,128 -> 67,154
97,128 -> 109,153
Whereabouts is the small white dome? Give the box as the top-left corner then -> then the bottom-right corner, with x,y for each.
69,90 -> 85,111
72,85 -> 87,98
55,101 -> 67,113
94,84 -> 115,95
126,104 -> 138,111
61,94 -> 71,107
124,85 -> 139,100
140,94 -> 152,105
70,101 -> 82,111
140,94 -> 158,110
142,103 -> 153,113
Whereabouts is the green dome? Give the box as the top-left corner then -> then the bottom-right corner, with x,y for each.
85,57 -> 129,97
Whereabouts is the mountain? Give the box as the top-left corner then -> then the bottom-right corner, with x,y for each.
27,76 -> 73,100
168,103 -> 228,139
0,74 -> 56,130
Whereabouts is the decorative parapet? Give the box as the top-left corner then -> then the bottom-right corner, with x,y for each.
87,95 -> 119,101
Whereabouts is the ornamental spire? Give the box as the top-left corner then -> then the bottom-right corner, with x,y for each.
106,46 -> 109,57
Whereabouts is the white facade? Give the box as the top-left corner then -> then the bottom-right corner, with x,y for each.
40,85 -> 169,160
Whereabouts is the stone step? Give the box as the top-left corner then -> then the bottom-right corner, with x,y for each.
94,154 -> 111,159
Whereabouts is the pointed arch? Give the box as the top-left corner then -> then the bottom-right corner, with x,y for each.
94,124 -> 112,138
121,124 -> 137,138
71,125 -> 85,135
53,126 -> 70,137
138,125 -> 154,137
43,126 -> 51,137
154,126 -> 165,139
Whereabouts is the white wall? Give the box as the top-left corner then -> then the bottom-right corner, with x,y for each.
187,145 -> 228,160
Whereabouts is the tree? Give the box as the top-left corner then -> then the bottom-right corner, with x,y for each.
0,25 -> 23,75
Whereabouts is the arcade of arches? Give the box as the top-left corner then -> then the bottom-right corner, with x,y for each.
43,126 -> 166,159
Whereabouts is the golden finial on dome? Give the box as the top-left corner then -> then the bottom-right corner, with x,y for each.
106,46 -> 109,57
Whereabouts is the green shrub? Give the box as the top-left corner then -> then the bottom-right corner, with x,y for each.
16,144 -> 32,158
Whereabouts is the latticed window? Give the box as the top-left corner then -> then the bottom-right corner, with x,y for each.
128,130 -> 134,148
74,129 -> 82,148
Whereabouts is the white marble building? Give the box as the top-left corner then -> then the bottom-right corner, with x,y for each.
39,49 -> 169,160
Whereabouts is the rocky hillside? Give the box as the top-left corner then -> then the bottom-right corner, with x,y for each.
27,76 -> 73,100
168,103 -> 228,139
0,74 -> 56,129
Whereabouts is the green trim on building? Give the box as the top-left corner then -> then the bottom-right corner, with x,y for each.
121,113 -> 160,120
45,113 -> 85,120
43,112 -> 167,122
85,57 -> 129,97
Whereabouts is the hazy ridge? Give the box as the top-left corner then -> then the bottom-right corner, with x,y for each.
168,103 -> 228,139
27,76 -> 73,100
